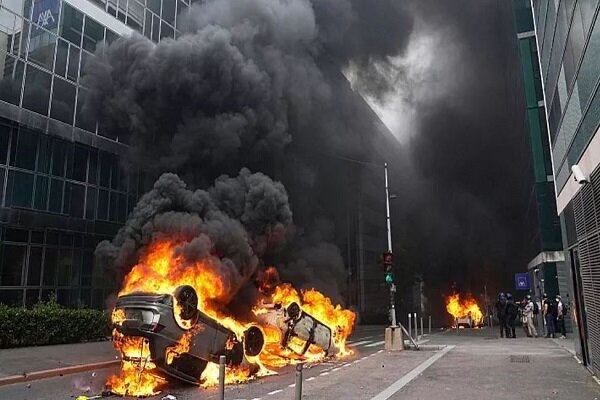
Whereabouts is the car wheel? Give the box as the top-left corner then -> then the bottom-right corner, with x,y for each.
174,285 -> 199,323
243,326 -> 265,357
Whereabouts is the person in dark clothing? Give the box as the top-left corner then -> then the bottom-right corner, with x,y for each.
543,293 -> 556,338
505,293 -> 519,338
495,293 -> 507,338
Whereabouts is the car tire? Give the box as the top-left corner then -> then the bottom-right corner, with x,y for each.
174,285 -> 199,324
243,326 -> 265,357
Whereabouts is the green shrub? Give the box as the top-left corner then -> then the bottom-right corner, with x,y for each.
0,295 -> 111,348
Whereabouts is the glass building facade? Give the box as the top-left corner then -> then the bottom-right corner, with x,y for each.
513,0 -> 567,335
530,0 -> 600,375
0,0 -> 190,307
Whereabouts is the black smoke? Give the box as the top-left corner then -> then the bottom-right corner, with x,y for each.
96,169 -> 291,315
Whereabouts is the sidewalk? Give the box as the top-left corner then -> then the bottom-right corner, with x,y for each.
0,340 -> 119,382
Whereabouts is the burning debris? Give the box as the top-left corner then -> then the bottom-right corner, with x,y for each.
445,293 -> 483,328
98,172 -> 355,396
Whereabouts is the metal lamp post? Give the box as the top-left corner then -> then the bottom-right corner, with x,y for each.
384,162 -> 397,327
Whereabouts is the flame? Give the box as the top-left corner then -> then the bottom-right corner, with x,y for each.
108,239 -> 355,396
445,293 -> 483,326
107,331 -> 165,397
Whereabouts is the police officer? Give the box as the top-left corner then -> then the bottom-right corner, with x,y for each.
495,293 -> 507,338
505,293 -> 519,338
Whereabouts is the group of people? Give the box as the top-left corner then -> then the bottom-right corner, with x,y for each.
495,292 -> 568,339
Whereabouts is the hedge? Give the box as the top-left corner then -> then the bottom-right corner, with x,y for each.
0,296 -> 111,348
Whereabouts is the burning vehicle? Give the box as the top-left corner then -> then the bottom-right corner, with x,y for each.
112,285 -> 265,386
446,293 -> 483,328
107,241 -> 355,397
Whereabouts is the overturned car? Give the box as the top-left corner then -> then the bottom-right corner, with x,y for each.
112,285 -> 264,385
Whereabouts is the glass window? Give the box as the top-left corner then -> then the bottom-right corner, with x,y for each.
42,247 -> 57,286
5,227 -> 28,242
22,64 -> 51,115
75,87 -> 96,132
60,232 -> 72,247
117,192 -> 126,222
28,25 -> 56,70
126,0 -> 143,32
85,186 -> 96,219
577,16 -> 600,110
3,0 -> 26,16
15,19 -> 30,59
143,9 -> 152,39
27,246 -> 42,285
66,43 -> 79,81
88,149 -> 97,183
57,248 -> 71,286
99,151 -> 111,187
581,0 -> 600,36
0,289 -> 23,306
160,21 -> 173,40
0,167 -> 6,205
59,2 -> 83,45
564,2 -> 584,91
48,178 -> 63,212
162,0 -> 175,24
71,248 -> 81,285
51,139 -> 66,176
30,231 -> 44,243
0,125 -> 9,165
105,29 -> 118,44
147,0 -> 160,14
13,129 -> 37,170
97,188 -> 108,220
50,77 -> 76,124
0,53 -> 24,105
36,134 -> 50,172
0,8 -> 20,54
46,230 -> 58,245
7,170 -> 34,207
82,16 -> 103,52
1,244 -> 25,285
110,157 -> 119,189
34,174 -> 48,209
109,190 -> 117,221
81,251 -> 93,286
72,146 -> 87,182
55,38 -> 68,76
152,14 -> 159,42
69,182 -> 84,218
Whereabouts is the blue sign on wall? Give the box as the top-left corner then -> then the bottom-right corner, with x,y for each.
515,273 -> 530,290
32,0 -> 59,31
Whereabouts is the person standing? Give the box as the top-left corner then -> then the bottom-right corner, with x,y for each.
522,295 -> 538,337
556,295 -> 567,339
496,293 -> 507,338
543,293 -> 556,338
505,293 -> 519,338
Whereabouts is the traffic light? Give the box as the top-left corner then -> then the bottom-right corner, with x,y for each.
383,252 -> 393,283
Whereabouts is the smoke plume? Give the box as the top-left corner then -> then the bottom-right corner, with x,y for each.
96,169 -> 291,314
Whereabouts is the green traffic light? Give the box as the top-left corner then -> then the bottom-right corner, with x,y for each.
385,274 -> 393,283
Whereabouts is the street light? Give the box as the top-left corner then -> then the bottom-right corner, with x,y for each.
384,162 -> 397,327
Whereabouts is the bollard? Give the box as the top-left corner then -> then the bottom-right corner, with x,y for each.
295,363 -> 303,399
428,315 -> 431,335
408,313 -> 412,339
218,355 -> 226,400
413,313 -> 418,340
420,316 -> 424,339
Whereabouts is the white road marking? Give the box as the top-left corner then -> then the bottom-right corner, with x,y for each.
306,377 -> 316,381
288,384 -> 295,388
320,372 -> 330,376
349,340 -> 373,347
593,375 -> 600,386
348,335 -> 374,344
353,360 -> 361,364
360,356 -> 368,360
268,389 -> 283,395
377,350 -> 384,354
365,340 -> 386,348
369,345 -> 455,400
332,367 -> 341,372
342,363 -> 351,368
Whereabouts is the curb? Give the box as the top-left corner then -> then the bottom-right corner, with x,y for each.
0,360 -> 120,387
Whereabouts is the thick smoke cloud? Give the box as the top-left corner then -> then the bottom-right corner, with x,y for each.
96,169 -> 291,313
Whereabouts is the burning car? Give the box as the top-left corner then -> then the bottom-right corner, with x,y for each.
112,285 -> 265,386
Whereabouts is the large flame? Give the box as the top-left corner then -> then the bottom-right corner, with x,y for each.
108,240 -> 356,396
445,293 -> 483,327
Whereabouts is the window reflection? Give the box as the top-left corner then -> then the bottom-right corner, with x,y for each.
0,52 -> 24,105
22,64 -> 51,115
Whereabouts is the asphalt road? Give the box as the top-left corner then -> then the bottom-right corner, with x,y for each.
2,326 -> 599,400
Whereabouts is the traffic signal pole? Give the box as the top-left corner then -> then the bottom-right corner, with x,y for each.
384,163 -> 397,327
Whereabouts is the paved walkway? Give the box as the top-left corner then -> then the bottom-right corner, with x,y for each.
0,340 -> 118,378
